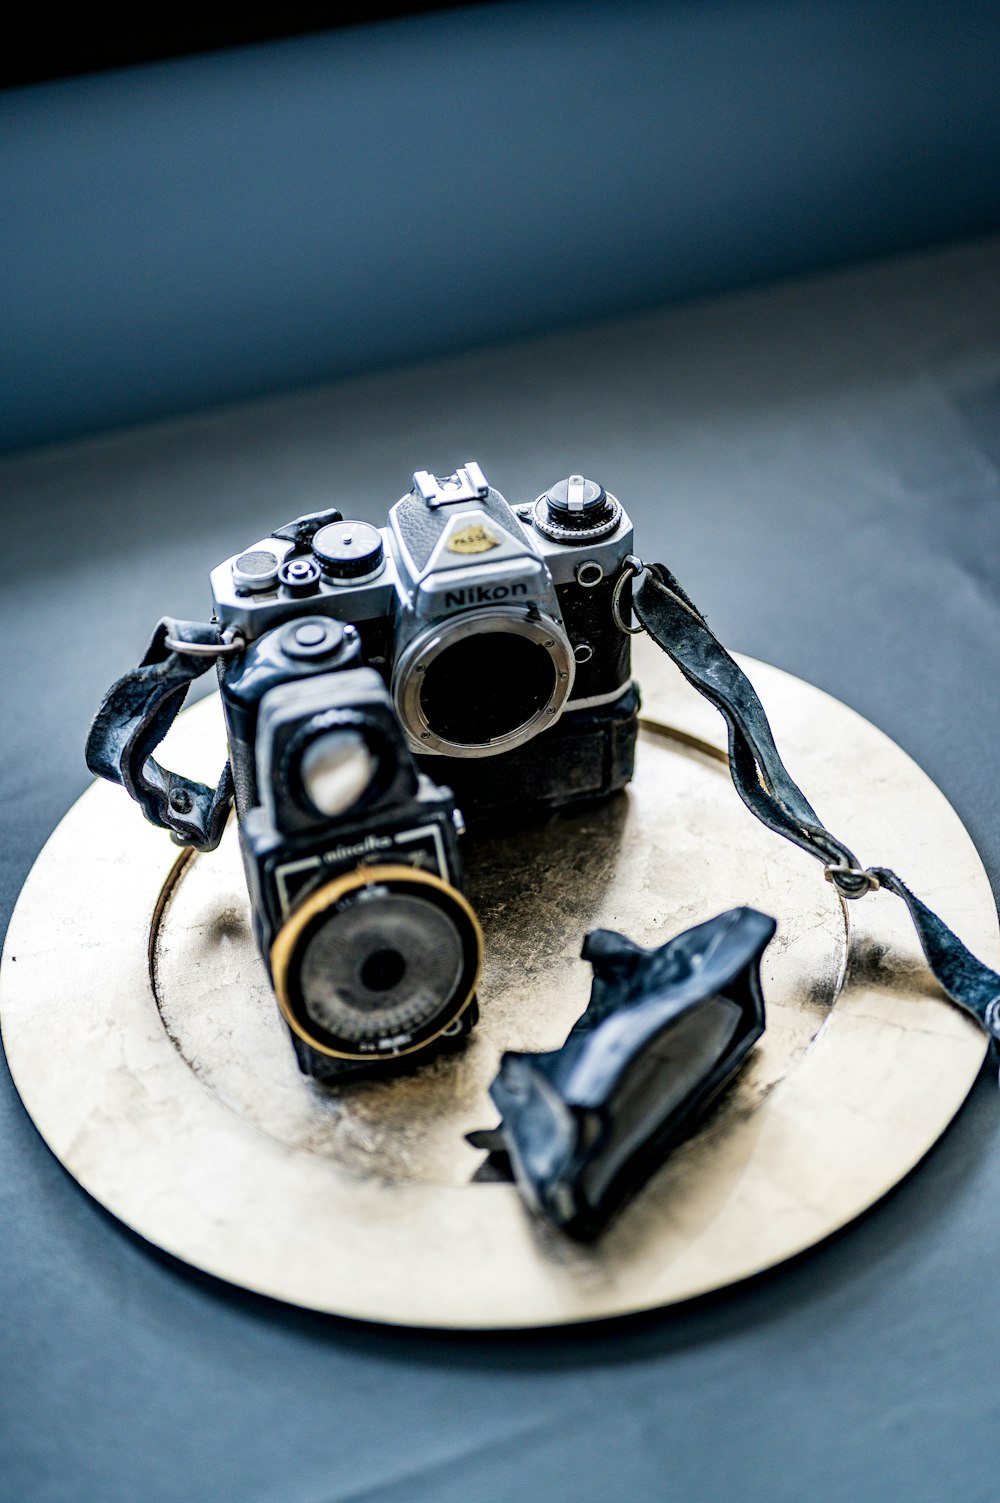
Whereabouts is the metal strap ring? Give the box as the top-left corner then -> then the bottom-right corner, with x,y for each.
163,629 -> 246,659
612,556 -> 646,636
823,861 -> 882,899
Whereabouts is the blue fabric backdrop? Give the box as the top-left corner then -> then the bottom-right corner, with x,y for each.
2,0 -> 999,450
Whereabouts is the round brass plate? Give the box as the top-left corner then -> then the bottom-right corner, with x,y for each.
2,641 -> 996,1328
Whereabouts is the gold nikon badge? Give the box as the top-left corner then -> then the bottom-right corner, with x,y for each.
446,523 -> 500,555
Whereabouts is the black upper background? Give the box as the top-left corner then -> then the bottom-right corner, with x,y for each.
4,7 -> 484,88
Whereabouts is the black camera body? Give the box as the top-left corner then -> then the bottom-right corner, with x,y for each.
213,463 -> 639,1079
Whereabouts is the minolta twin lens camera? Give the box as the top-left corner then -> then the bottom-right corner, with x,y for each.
212,464 -> 639,1079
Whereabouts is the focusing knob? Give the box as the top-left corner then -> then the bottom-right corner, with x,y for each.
312,521 -> 385,583
533,475 -> 621,543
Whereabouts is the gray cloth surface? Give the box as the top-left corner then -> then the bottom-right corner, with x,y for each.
1,234 -> 999,1502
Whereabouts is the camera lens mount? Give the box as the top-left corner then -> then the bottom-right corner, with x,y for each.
392,607 -> 576,759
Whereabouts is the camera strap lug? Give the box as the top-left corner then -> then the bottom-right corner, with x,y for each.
85,618 -> 238,852
630,559 -> 1000,1049
611,555 -> 646,635
162,628 -> 245,658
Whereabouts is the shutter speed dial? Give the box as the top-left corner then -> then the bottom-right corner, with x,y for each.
312,521 -> 385,584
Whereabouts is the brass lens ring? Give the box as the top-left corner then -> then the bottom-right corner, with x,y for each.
270,864 -> 484,1061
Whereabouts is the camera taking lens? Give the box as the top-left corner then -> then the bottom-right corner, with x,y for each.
271,866 -> 481,1062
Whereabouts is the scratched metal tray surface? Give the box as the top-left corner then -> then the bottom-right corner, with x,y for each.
2,638 -> 995,1327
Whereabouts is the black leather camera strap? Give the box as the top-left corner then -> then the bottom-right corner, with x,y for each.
85,617 -> 235,853
632,560 -> 1000,1046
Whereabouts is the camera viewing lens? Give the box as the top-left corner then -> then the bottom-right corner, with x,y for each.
419,632 -> 556,746
299,729 -> 376,817
298,891 -> 465,1046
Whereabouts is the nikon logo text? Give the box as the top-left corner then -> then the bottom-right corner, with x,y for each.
443,582 -> 529,608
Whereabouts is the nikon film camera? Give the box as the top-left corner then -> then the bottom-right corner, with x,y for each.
209,463 -> 639,1080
